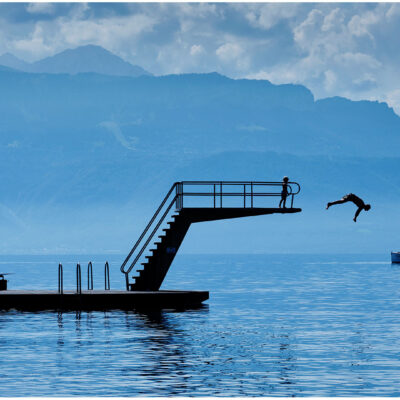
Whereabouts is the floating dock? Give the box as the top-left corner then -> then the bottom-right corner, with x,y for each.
0,290 -> 209,311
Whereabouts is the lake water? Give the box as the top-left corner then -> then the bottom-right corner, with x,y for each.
1,253 -> 400,396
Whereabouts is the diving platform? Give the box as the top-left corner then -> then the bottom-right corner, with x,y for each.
121,181 -> 301,292
0,180 -> 301,311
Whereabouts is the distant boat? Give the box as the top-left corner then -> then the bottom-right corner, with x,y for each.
391,252 -> 400,263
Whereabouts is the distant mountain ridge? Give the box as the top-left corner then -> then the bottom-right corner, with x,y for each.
0,45 -> 151,77
0,66 -> 399,254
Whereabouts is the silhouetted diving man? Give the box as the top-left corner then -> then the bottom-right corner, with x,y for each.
326,193 -> 371,222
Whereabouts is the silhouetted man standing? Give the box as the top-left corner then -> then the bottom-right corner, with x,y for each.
326,193 -> 371,222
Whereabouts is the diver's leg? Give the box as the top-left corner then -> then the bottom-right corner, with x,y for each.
326,199 -> 347,209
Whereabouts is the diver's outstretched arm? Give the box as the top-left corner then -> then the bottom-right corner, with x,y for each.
353,207 -> 362,222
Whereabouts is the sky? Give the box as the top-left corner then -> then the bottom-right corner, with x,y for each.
0,2 -> 400,112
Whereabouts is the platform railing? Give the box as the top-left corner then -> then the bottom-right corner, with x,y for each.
177,181 -> 301,209
120,180 -> 300,290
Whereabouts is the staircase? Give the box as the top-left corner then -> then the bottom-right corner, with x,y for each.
131,212 -> 190,291
121,181 -> 301,291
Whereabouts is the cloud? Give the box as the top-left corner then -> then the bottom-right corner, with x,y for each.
13,23 -> 55,58
348,10 -> 380,39
384,89 -> 400,115
190,44 -> 204,56
60,13 -> 156,49
9,6 -> 157,61
245,4 -> 300,30
26,3 -> 55,15
216,42 -> 243,62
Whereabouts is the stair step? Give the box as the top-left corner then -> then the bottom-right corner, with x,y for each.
149,248 -> 157,253
162,229 -> 169,232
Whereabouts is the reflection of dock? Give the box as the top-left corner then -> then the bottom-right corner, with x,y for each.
0,290 -> 208,311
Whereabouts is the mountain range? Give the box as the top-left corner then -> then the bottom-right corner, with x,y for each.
0,46 -> 399,253
0,45 -> 151,77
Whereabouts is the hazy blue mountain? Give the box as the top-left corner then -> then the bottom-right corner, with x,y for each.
0,68 -> 398,160
0,68 -> 399,253
0,45 -> 151,77
0,53 -> 30,71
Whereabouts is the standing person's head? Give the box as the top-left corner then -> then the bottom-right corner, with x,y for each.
283,176 -> 289,182
364,204 -> 371,211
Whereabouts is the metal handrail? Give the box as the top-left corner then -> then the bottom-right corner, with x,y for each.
87,262 -> 93,290
58,263 -> 63,294
76,263 -> 82,294
105,261 -> 110,290
178,181 -> 300,209
120,183 -> 178,275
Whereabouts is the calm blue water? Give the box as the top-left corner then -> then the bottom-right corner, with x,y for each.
1,253 -> 400,396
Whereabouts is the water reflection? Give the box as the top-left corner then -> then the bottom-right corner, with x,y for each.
278,333 -> 296,387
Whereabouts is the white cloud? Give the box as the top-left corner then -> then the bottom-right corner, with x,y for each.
322,8 -> 344,32
11,10 -> 157,61
245,4 -> 299,30
190,44 -> 204,56
59,14 -> 156,49
26,3 -> 55,15
384,89 -> 400,115
348,10 -> 380,39
334,52 -> 381,70
216,42 -> 243,62
324,70 -> 337,92
13,23 -> 55,58
386,3 -> 400,19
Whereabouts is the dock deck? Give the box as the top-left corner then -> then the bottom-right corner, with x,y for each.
0,290 -> 209,311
